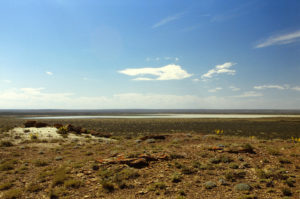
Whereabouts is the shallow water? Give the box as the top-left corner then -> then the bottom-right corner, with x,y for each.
24,114 -> 300,119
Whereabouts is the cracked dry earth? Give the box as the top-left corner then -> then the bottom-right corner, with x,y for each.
0,131 -> 300,199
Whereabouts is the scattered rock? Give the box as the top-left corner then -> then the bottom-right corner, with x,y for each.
204,181 -> 217,189
35,122 -> 48,128
234,183 -> 251,191
146,138 -> 156,143
55,156 -> 63,161
128,158 -> 149,168
24,121 -> 36,128
135,139 -> 142,144
219,178 -> 228,185
140,135 -> 166,141
53,123 -> 63,128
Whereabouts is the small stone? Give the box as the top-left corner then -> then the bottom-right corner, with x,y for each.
146,138 -> 155,143
55,156 -> 63,161
218,144 -> 225,148
204,181 -> 217,189
135,139 -> 142,144
92,165 -> 99,171
219,178 -> 228,185
77,173 -> 84,177
234,183 -> 251,191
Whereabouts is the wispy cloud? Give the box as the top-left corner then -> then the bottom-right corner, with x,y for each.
46,71 -> 53,76
2,80 -> 12,83
201,62 -> 236,80
229,86 -> 240,91
152,13 -> 183,29
255,30 -> 300,48
291,86 -> 300,91
146,57 -> 179,62
254,84 -> 286,90
234,91 -> 263,98
208,87 -> 222,93
119,64 -> 192,81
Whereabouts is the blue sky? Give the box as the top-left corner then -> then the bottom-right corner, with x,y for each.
0,0 -> 300,109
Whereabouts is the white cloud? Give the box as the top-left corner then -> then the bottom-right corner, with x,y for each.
192,78 -> 200,82
201,62 -> 236,80
146,57 -> 179,62
46,71 -> 53,75
2,80 -> 11,83
229,86 -> 240,91
234,91 -> 263,98
254,84 -> 286,90
208,87 -> 222,93
255,30 -> 300,48
1,88 -> 300,109
119,64 -> 193,81
152,13 -> 183,29
292,86 -> 300,91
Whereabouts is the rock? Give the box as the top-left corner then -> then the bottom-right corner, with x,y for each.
24,121 -> 36,128
39,151 -> 44,155
128,158 -> 149,168
66,124 -> 75,132
240,163 -> 251,169
20,146 -> 25,150
55,156 -> 63,161
140,135 -> 166,141
73,126 -> 82,134
218,144 -> 225,148
53,124 -> 63,129
35,122 -> 48,128
135,139 -> 142,144
219,178 -> 228,185
90,130 -> 112,138
234,183 -> 251,191
92,165 -> 99,171
146,138 -> 155,143
204,181 -> 217,189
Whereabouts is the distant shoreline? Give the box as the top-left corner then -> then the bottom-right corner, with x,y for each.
1,109 -> 300,116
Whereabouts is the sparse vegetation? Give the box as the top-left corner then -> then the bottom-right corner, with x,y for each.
0,116 -> 299,198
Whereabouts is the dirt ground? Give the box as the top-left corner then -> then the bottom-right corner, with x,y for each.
0,121 -> 299,199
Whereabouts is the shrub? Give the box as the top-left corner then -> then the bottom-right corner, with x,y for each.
0,161 -> 15,171
34,159 -> 49,167
267,147 -> 281,156
148,182 -> 167,191
26,183 -> 42,192
52,167 -> 68,187
101,180 -> 115,193
3,188 -> 22,199
64,179 -> 82,189
0,182 -> 13,190
0,141 -> 13,147
171,172 -> 182,183
281,187 -> 292,196
279,158 -> 291,164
